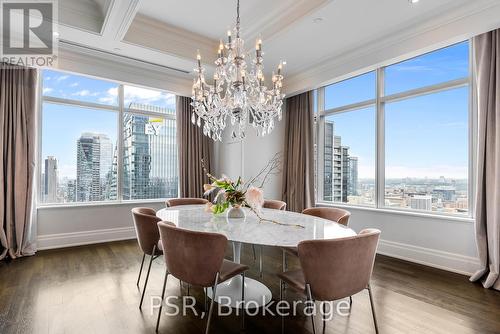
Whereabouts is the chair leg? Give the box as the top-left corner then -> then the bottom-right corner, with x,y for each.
140,245 -> 156,310
137,253 -> 145,287
155,270 -> 169,332
282,249 -> 287,272
204,288 -> 208,312
322,302 -> 326,334
306,284 -> 316,334
205,273 -> 220,334
367,284 -> 379,334
349,296 -> 353,308
241,272 -> 245,330
259,246 -> 263,278
279,279 -> 284,333
252,244 -> 257,261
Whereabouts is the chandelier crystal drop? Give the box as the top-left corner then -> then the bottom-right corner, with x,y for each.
191,0 -> 285,141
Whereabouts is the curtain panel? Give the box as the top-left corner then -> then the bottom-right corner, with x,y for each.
0,63 -> 38,260
282,91 -> 315,213
470,29 -> 500,290
176,96 -> 213,198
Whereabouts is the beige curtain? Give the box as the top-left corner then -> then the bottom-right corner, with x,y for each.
0,64 -> 38,260
176,96 -> 213,198
282,91 -> 315,212
470,30 -> 500,290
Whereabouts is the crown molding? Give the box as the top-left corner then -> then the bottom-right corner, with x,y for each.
57,41 -> 193,96
123,13 -> 219,66
100,0 -> 142,40
283,0 -> 500,96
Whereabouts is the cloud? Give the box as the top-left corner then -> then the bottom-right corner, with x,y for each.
72,90 -> 99,97
43,87 -> 53,94
98,87 -> 118,104
123,86 -> 175,109
69,82 -> 79,87
56,75 -> 69,82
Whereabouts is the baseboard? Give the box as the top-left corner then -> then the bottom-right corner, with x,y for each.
37,227 -> 136,250
37,229 -> 480,276
378,239 -> 480,276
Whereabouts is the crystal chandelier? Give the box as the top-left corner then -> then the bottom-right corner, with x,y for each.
191,0 -> 285,141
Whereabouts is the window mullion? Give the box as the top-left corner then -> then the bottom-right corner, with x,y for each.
376,67 -> 385,209
316,87 -> 325,203
117,84 -> 124,202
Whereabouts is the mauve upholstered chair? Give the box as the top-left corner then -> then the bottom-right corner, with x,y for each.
252,199 -> 287,278
278,229 -> 381,334
282,207 -> 351,270
165,197 -> 209,207
131,207 -> 163,309
263,199 -> 287,211
156,222 -> 249,334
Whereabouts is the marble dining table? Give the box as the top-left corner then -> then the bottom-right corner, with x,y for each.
156,205 -> 356,308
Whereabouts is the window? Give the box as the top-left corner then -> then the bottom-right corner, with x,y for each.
40,71 -> 178,205
318,73 -> 376,207
316,41 -> 472,216
325,71 -> 375,110
384,41 -> 469,96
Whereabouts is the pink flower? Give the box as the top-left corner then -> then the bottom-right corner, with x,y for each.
204,202 -> 214,213
246,186 -> 264,210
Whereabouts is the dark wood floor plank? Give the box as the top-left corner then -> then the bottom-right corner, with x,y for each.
1,240 -> 499,334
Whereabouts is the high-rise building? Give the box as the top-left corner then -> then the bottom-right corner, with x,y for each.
410,195 -> 432,211
76,133 -> 113,202
348,156 -> 358,196
323,121 -> 357,202
122,114 -> 178,200
123,114 -> 151,200
44,156 -> 58,203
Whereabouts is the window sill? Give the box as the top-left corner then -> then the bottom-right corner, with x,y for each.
37,199 -> 167,210
315,201 -> 474,224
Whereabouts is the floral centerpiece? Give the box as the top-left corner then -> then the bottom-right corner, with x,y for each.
202,154 -> 304,228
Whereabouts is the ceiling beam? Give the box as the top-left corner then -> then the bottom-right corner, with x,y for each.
100,0 -> 143,41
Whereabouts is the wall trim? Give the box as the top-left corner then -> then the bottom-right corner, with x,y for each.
37,227 -> 136,251
37,227 -> 480,277
378,239 -> 480,276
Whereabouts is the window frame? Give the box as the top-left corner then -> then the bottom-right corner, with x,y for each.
37,70 -> 178,207
315,40 -> 476,219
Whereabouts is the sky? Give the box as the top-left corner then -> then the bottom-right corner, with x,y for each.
324,41 -> 469,180
41,41 -> 470,181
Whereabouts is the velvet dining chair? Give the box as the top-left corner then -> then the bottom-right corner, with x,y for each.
156,222 -> 249,333
131,207 -> 163,309
278,229 -> 381,334
165,197 -> 209,207
282,207 -> 351,270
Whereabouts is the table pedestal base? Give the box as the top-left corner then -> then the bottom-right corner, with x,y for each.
207,241 -> 272,308
206,275 -> 272,309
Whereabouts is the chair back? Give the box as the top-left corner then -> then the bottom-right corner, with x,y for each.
302,207 -> 351,226
131,207 -> 162,255
157,222 -> 227,287
263,199 -> 287,210
165,198 -> 209,207
297,229 -> 380,301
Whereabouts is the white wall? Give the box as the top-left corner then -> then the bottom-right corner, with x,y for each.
215,114 -> 286,201
37,202 -> 165,250
330,206 -> 479,275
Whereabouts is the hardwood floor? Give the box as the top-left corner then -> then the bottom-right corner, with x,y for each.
1,240 -> 499,334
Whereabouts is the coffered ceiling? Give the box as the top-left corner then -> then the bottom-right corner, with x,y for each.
52,0 -> 500,95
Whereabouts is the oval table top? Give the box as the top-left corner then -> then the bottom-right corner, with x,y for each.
156,205 -> 356,248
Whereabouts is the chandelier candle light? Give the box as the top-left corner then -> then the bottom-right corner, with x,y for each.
191,0 -> 285,141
